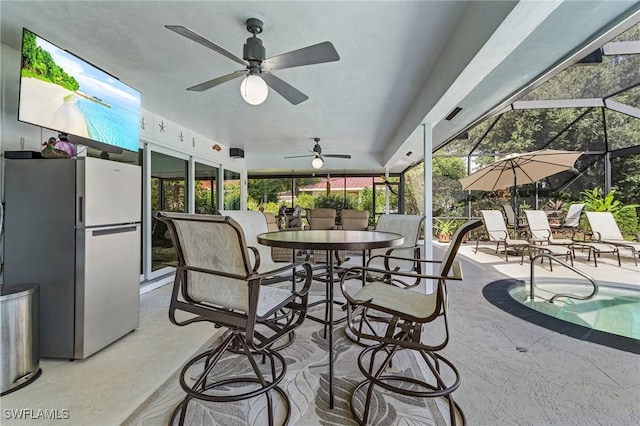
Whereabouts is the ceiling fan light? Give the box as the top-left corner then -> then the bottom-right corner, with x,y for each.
240,75 -> 268,105
312,157 -> 324,169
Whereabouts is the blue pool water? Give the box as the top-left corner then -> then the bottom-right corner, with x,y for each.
483,278 -> 640,353
509,282 -> 640,340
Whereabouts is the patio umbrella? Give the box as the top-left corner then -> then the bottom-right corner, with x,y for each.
459,149 -> 583,228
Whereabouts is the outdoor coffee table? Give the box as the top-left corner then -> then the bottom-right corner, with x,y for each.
257,229 -> 403,408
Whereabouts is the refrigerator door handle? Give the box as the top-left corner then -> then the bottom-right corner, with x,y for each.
78,196 -> 84,224
91,225 -> 138,237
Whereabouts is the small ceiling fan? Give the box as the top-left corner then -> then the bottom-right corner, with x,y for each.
285,138 -> 351,168
165,18 -> 340,105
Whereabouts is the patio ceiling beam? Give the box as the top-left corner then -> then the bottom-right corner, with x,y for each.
511,99 -> 604,109
602,40 -> 640,55
604,100 -> 640,119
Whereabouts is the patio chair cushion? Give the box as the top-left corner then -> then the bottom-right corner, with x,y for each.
340,209 -> 371,231
264,212 -> 293,262
307,208 -> 337,230
219,210 -> 288,273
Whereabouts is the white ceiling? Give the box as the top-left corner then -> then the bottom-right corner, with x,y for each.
2,1 -> 639,175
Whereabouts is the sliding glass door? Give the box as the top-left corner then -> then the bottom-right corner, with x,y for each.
149,150 -> 188,276
195,162 -> 219,214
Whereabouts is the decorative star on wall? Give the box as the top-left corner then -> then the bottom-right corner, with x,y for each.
140,116 -> 146,129
192,137 -> 197,148
179,131 -> 184,142
159,120 -> 166,132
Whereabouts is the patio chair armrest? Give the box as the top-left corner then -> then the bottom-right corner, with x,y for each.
341,262 -> 463,285
488,229 -> 509,241
384,244 -> 421,256
529,228 -> 551,240
253,259 -> 310,281
367,253 -> 442,268
289,262 -> 313,298
247,246 -> 261,273
174,264 -> 247,281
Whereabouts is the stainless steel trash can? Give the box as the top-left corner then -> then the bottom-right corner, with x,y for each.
1,283 -> 41,395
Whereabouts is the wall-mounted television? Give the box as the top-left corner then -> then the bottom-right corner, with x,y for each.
18,28 -> 141,152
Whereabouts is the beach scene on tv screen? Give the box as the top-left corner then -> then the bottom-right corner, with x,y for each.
19,30 -> 141,152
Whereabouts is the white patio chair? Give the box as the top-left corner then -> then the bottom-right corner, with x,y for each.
340,214 -> 426,288
550,203 -> 584,238
523,210 -> 575,249
586,212 -> 640,265
219,210 -> 302,283
502,203 -> 526,236
477,210 -> 530,261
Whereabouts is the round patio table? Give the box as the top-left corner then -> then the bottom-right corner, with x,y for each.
257,229 -> 404,408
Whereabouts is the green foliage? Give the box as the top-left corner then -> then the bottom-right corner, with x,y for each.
223,181 -> 240,210
314,194 -> 354,222
294,193 -> 316,209
195,181 -> 215,214
581,188 -> 639,234
433,218 -> 459,236
247,178 -> 288,203
21,30 -> 79,91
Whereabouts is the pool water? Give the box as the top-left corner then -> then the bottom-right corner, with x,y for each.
509,283 -> 640,340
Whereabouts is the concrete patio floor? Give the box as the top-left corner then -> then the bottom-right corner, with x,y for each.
2,240 -> 638,425
439,240 -> 639,425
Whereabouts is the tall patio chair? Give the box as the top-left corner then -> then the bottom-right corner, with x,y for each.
586,212 -> 640,265
477,210 -> 530,261
264,212 -> 294,262
339,219 -> 482,425
154,212 -> 313,425
340,214 -> 426,288
306,208 -> 343,264
550,203 -> 584,238
219,210 -> 301,284
339,209 -> 371,231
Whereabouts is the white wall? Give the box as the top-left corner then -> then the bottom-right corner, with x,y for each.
1,42 -> 247,198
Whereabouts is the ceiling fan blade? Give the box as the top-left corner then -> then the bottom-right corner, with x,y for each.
261,73 -> 309,105
284,154 -> 315,159
166,25 -> 248,67
262,41 -> 340,71
187,70 -> 247,92
324,154 -> 352,159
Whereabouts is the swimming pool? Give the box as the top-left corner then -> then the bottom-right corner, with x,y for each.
483,278 -> 640,354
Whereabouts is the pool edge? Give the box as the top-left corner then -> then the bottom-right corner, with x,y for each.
482,278 -> 640,355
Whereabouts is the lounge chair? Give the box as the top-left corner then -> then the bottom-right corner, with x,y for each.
524,210 -> 575,248
586,212 -> 640,265
477,210 -> 530,261
502,203 -> 526,237
549,203 -> 584,238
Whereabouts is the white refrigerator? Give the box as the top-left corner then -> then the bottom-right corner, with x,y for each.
4,157 -> 141,359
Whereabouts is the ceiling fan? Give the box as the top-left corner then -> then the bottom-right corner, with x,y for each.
285,138 -> 351,169
165,18 -> 340,105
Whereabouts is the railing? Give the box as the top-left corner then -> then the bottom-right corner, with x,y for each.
529,253 -> 599,303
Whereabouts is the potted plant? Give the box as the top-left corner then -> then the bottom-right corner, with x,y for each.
434,218 -> 458,243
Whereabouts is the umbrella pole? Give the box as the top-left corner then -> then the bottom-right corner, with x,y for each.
512,168 -> 519,236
